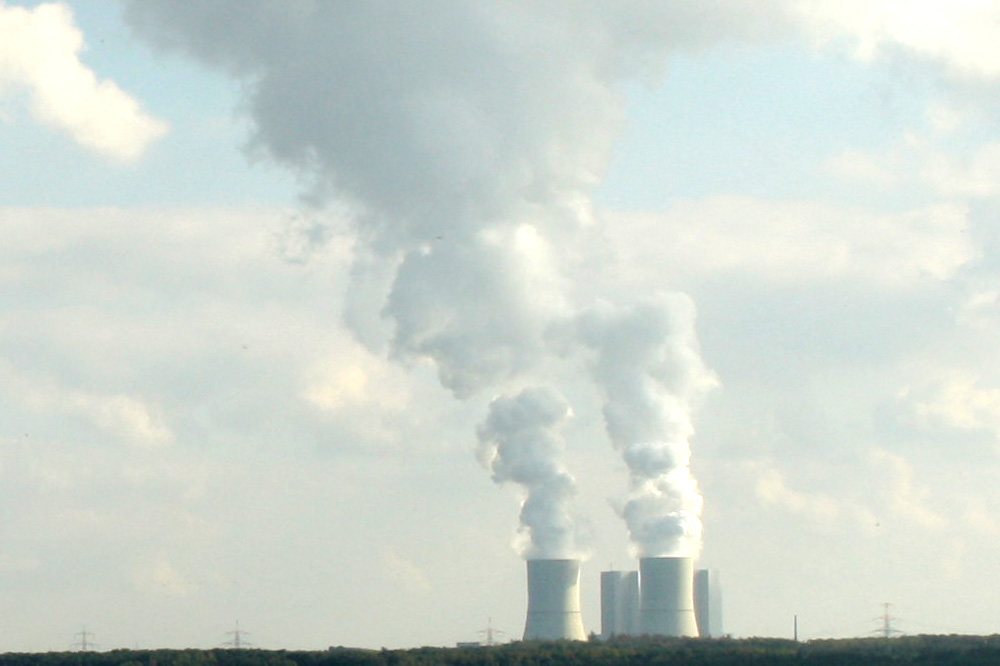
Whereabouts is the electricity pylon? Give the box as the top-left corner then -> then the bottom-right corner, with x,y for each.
72,627 -> 97,652
224,621 -> 252,649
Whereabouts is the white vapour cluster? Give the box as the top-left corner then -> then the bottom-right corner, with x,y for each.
122,2 -> 727,558
120,1 -> 783,398
554,295 -> 717,557
477,387 -> 581,559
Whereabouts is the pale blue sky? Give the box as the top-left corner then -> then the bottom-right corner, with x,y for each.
0,0 -> 299,207
603,45 -> 931,208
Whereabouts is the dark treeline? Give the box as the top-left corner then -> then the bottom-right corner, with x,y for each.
6,635 -> 1000,666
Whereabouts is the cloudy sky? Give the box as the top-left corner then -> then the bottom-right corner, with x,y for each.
4,0 -> 1000,652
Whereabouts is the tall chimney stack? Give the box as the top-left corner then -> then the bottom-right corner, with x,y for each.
639,557 -> 699,637
523,559 -> 587,641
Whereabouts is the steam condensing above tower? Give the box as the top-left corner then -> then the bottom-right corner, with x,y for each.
476,299 -> 718,642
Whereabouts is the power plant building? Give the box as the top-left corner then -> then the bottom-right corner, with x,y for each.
600,570 -> 639,638
597,558 -> 719,639
694,568 -> 723,637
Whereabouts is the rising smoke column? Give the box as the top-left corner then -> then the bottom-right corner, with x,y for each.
554,295 -> 717,557
477,386 -> 581,559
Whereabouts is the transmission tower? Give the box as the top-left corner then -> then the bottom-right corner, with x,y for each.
873,603 -> 904,644
477,618 -> 506,646
72,627 -> 97,652
224,621 -> 252,649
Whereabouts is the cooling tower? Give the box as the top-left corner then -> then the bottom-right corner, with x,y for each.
694,568 -> 723,638
523,559 -> 588,641
600,570 -> 639,638
639,557 -> 699,637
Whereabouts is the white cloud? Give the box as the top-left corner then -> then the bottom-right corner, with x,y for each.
958,289 -> 1000,329
132,557 -> 197,597
891,374 -> 1000,448
799,0 -> 1000,79
0,358 -> 172,448
0,1 -> 166,160
754,466 -> 844,523
962,497 -> 998,536
603,196 -> 976,288
866,449 -> 946,530
829,135 -> 1000,199
381,549 -> 432,595
751,452 -> 946,534
303,351 -> 411,413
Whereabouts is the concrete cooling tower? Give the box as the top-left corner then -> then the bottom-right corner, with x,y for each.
639,557 -> 699,637
600,570 -> 639,638
523,559 -> 588,641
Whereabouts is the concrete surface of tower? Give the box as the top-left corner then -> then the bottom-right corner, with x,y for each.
694,568 -> 723,638
600,570 -> 639,638
639,557 -> 699,637
523,559 -> 587,641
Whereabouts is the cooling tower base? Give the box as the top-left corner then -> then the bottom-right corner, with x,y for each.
523,559 -> 588,641
639,557 -> 699,637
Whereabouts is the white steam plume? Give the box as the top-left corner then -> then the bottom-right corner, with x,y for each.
122,3 -> 733,556
477,386 -> 581,559
552,295 -> 717,557
120,1 -> 788,397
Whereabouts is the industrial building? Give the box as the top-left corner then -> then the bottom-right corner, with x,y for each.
600,570 -> 639,638
521,556 -> 722,641
598,560 -> 722,639
694,568 -> 723,638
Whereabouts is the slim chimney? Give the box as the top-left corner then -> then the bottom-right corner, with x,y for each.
639,557 -> 699,637
523,559 -> 587,641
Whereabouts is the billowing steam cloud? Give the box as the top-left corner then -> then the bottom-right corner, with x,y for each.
477,386 -> 581,559
122,1 -> 618,397
122,3 -> 727,559
552,295 -> 717,557
120,2 -> 783,394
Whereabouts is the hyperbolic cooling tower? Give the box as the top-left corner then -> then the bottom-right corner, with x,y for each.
600,570 -> 639,638
639,557 -> 699,637
523,559 -> 588,641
